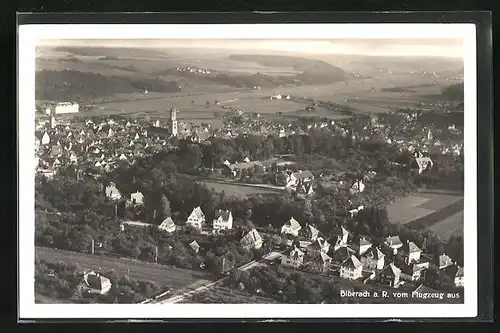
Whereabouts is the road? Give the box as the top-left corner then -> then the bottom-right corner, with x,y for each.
35,246 -> 211,290
152,250 -> 285,304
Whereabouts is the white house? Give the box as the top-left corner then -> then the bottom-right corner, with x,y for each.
186,206 -> 206,229
360,247 -> 385,271
158,217 -> 176,233
304,224 -> 319,241
306,237 -> 330,256
281,246 -> 305,269
358,237 -> 372,256
83,271 -> 112,295
444,265 -> 464,287
413,151 -> 434,174
105,183 -> 122,201
240,229 -> 263,250
401,240 -> 422,264
54,102 -> 79,114
331,225 -> 349,244
281,217 -> 302,237
128,191 -> 144,206
385,235 -> 403,254
243,156 -> 251,163
309,251 -> 332,273
340,255 -> 363,280
41,132 -> 51,145
350,179 -> 365,194
212,209 -> 233,231
380,263 -> 402,287
437,253 -> 454,269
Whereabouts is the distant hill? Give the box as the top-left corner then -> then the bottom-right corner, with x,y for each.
441,83 -> 464,101
36,70 -> 180,101
228,54 -> 349,84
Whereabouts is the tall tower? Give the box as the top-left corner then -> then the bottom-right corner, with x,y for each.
49,113 -> 56,129
169,107 -> 178,136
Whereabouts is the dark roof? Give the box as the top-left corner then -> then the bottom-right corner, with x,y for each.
84,272 -> 110,290
214,209 -> 231,222
382,263 -> 401,277
342,255 -> 362,270
402,241 -> 421,254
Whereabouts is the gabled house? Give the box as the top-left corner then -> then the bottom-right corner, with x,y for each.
186,206 -> 206,230
309,251 -> 332,273
413,151 -> 433,174
436,253 -> 454,269
306,237 -> 330,256
360,247 -> 385,271
380,263 -> 402,287
158,217 -> 176,233
240,229 -> 263,250
213,209 -> 233,231
189,240 -> 200,253
296,181 -> 314,196
303,224 -> 319,242
280,246 -> 305,269
384,235 -> 403,254
401,240 -> 422,264
330,225 -> 349,244
105,183 -> 122,200
340,255 -> 363,280
442,265 -> 464,287
350,179 -> 365,194
281,217 -> 302,237
400,263 -> 426,282
330,245 -> 356,264
41,132 -> 51,145
127,191 -> 144,206
83,271 -> 112,295
358,237 -> 372,256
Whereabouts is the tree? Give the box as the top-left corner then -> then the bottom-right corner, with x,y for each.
161,194 -> 171,218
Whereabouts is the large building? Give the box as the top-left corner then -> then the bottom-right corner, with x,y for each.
54,102 -> 79,114
147,107 -> 178,139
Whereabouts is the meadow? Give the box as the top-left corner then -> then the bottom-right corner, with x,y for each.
386,190 -> 464,238
200,180 -> 284,198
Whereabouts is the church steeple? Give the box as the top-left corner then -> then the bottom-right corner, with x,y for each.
169,107 -> 178,136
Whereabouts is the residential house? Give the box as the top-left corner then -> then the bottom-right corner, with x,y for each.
331,235 -> 348,251
339,255 -> 363,280
281,217 -> 302,237
158,217 -> 176,233
358,237 -> 372,256
436,253 -> 454,269
384,235 -> 403,254
380,263 -> 402,287
330,225 -> 349,244
309,251 -> 332,273
360,247 -> 385,271
240,229 -> 263,250
442,265 -> 464,287
105,183 -> 122,200
83,271 -> 112,295
186,206 -> 206,230
400,263 -> 426,282
243,156 -> 251,163
41,132 -> 51,145
128,191 -> 144,206
306,237 -> 330,256
213,209 -> 233,231
302,224 -> 319,242
330,245 -> 356,264
413,151 -> 433,174
296,181 -> 314,196
401,240 -> 422,264
350,179 -> 365,194
189,240 -> 200,253
281,246 -> 305,269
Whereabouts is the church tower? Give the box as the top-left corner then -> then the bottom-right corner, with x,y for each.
169,107 -> 178,136
49,113 -> 56,129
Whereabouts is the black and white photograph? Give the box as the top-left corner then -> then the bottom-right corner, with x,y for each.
18,22 -> 478,319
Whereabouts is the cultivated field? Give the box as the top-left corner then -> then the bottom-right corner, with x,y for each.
200,180 -> 284,198
430,211 -> 464,239
35,246 -> 211,291
386,190 -> 464,238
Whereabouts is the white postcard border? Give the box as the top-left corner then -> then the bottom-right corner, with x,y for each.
18,23 -> 477,319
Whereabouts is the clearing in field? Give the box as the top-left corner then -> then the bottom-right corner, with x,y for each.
200,181 -> 283,198
427,211 -> 464,239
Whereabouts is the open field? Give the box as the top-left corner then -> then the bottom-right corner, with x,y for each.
386,190 -> 464,238
430,211 -> 464,239
200,180 -> 284,198
35,246 -> 211,291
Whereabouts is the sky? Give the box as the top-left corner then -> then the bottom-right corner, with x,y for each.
38,38 -> 464,58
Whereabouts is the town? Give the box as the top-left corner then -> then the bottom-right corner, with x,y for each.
34,42 -> 465,305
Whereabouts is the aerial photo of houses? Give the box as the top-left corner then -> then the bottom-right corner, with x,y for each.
34,38 -> 465,305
